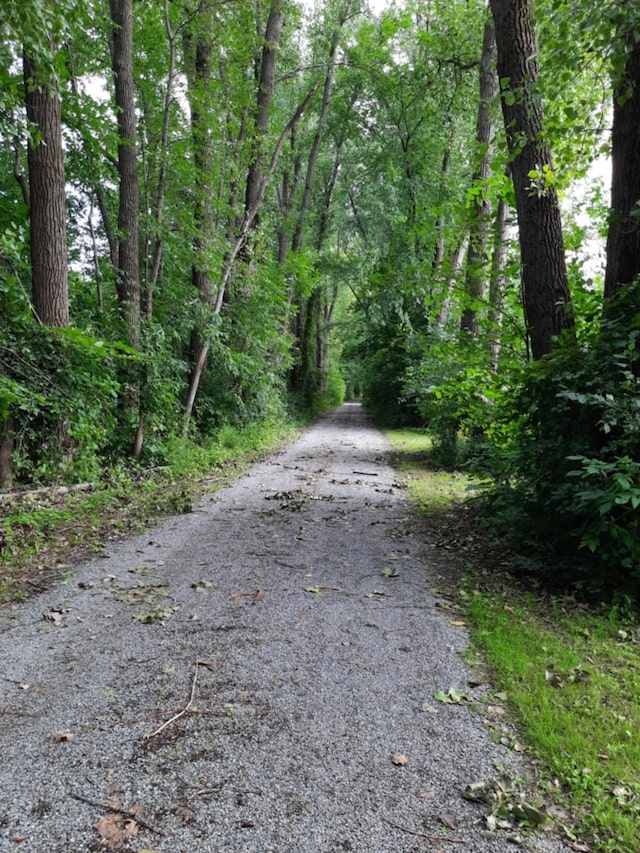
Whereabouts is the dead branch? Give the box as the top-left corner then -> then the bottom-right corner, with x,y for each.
69,792 -> 162,835
382,816 -> 467,844
145,659 -> 210,739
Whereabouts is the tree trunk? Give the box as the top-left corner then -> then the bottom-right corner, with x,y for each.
460,19 -> 497,336
488,194 -> 511,371
244,1 -> 285,220
24,45 -> 69,328
0,411 -> 14,490
146,0 -> 177,322
603,35 -> 640,309
23,42 -> 71,474
432,140 -> 452,272
109,0 -> 140,350
183,20 -> 217,425
490,0 -> 573,359
435,234 -> 468,328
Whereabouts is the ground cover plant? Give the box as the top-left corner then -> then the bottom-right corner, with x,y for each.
387,426 -> 640,853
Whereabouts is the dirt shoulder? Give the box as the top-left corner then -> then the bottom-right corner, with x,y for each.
0,403 -> 564,852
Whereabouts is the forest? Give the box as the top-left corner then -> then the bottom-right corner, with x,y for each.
2,0 -> 640,601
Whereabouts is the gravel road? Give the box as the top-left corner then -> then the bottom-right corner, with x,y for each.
0,402 -> 566,853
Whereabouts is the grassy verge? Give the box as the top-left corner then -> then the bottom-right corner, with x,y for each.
386,428 -> 473,512
0,418 -> 298,604
387,427 -> 640,853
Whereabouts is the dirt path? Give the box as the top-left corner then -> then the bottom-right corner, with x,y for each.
0,403 -> 564,852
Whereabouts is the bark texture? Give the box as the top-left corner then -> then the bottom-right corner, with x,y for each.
488,194 -> 511,371
24,47 -> 69,328
245,1 -> 285,217
109,0 -> 140,348
490,0 -> 573,358
604,35 -> 640,307
461,20 -> 497,336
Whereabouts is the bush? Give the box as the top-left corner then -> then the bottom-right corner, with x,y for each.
483,298 -> 640,600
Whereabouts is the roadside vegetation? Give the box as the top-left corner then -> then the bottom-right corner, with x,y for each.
0,418 -> 298,604
388,427 -> 640,853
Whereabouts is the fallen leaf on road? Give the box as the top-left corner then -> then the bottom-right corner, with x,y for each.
392,753 -> 408,766
304,585 -> 338,595
191,580 -> 213,591
133,605 -> 179,624
43,608 -> 68,624
435,688 -> 475,705
451,620 -> 466,627
228,589 -> 263,604
95,813 -> 138,848
439,813 -> 458,830
54,732 -> 74,742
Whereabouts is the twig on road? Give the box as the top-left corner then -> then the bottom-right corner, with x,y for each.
145,659 -> 210,740
382,816 -> 468,844
69,792 -> 162,836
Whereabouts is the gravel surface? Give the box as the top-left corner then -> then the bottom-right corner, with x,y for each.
0,403 -> 566,853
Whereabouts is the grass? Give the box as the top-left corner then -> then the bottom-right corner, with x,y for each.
386,428 -> 475,513
0,418 -> 298,604
386,426 -> 640,853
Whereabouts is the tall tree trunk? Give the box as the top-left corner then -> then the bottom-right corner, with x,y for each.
24,45 -> 69,328
603,35 -> 640,310
244,0 -> 285,222
291,34 -> 339,253
183,19 -> 217,431
24,40 -> 71,474
145,0 -> 177,322
435,234 -> 468,328
460,19 -> 497,336
490,0 -> 573,359
289,32 -> 339,394
109,0 -> 140,350
488,194 -> 511,371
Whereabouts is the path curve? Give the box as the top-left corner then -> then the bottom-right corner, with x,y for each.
0,403 -> 564,852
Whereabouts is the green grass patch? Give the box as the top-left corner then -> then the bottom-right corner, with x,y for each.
386,427 -> 476,514
466,593 -> 640,852
384,427 -> 640,851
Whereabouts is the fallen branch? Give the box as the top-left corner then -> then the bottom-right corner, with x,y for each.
228,589 -> 263,605
352,470 -> 379,476
145,659 -> 209,739
382,816 -> 467,844
69,792 -> 162,836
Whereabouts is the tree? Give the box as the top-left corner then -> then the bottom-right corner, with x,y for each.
24,41 -> 69,328
489,0 -> 573,358
108,0 -> 140,350
603,19 -> 640,308
460,17 -> 497,337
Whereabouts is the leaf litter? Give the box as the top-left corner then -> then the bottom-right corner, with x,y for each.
463,774 -> 546,837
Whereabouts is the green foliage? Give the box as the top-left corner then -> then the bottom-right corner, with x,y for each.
1,324 -> 125,483
481,292 -> 640,599
403,333 -> 500,469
